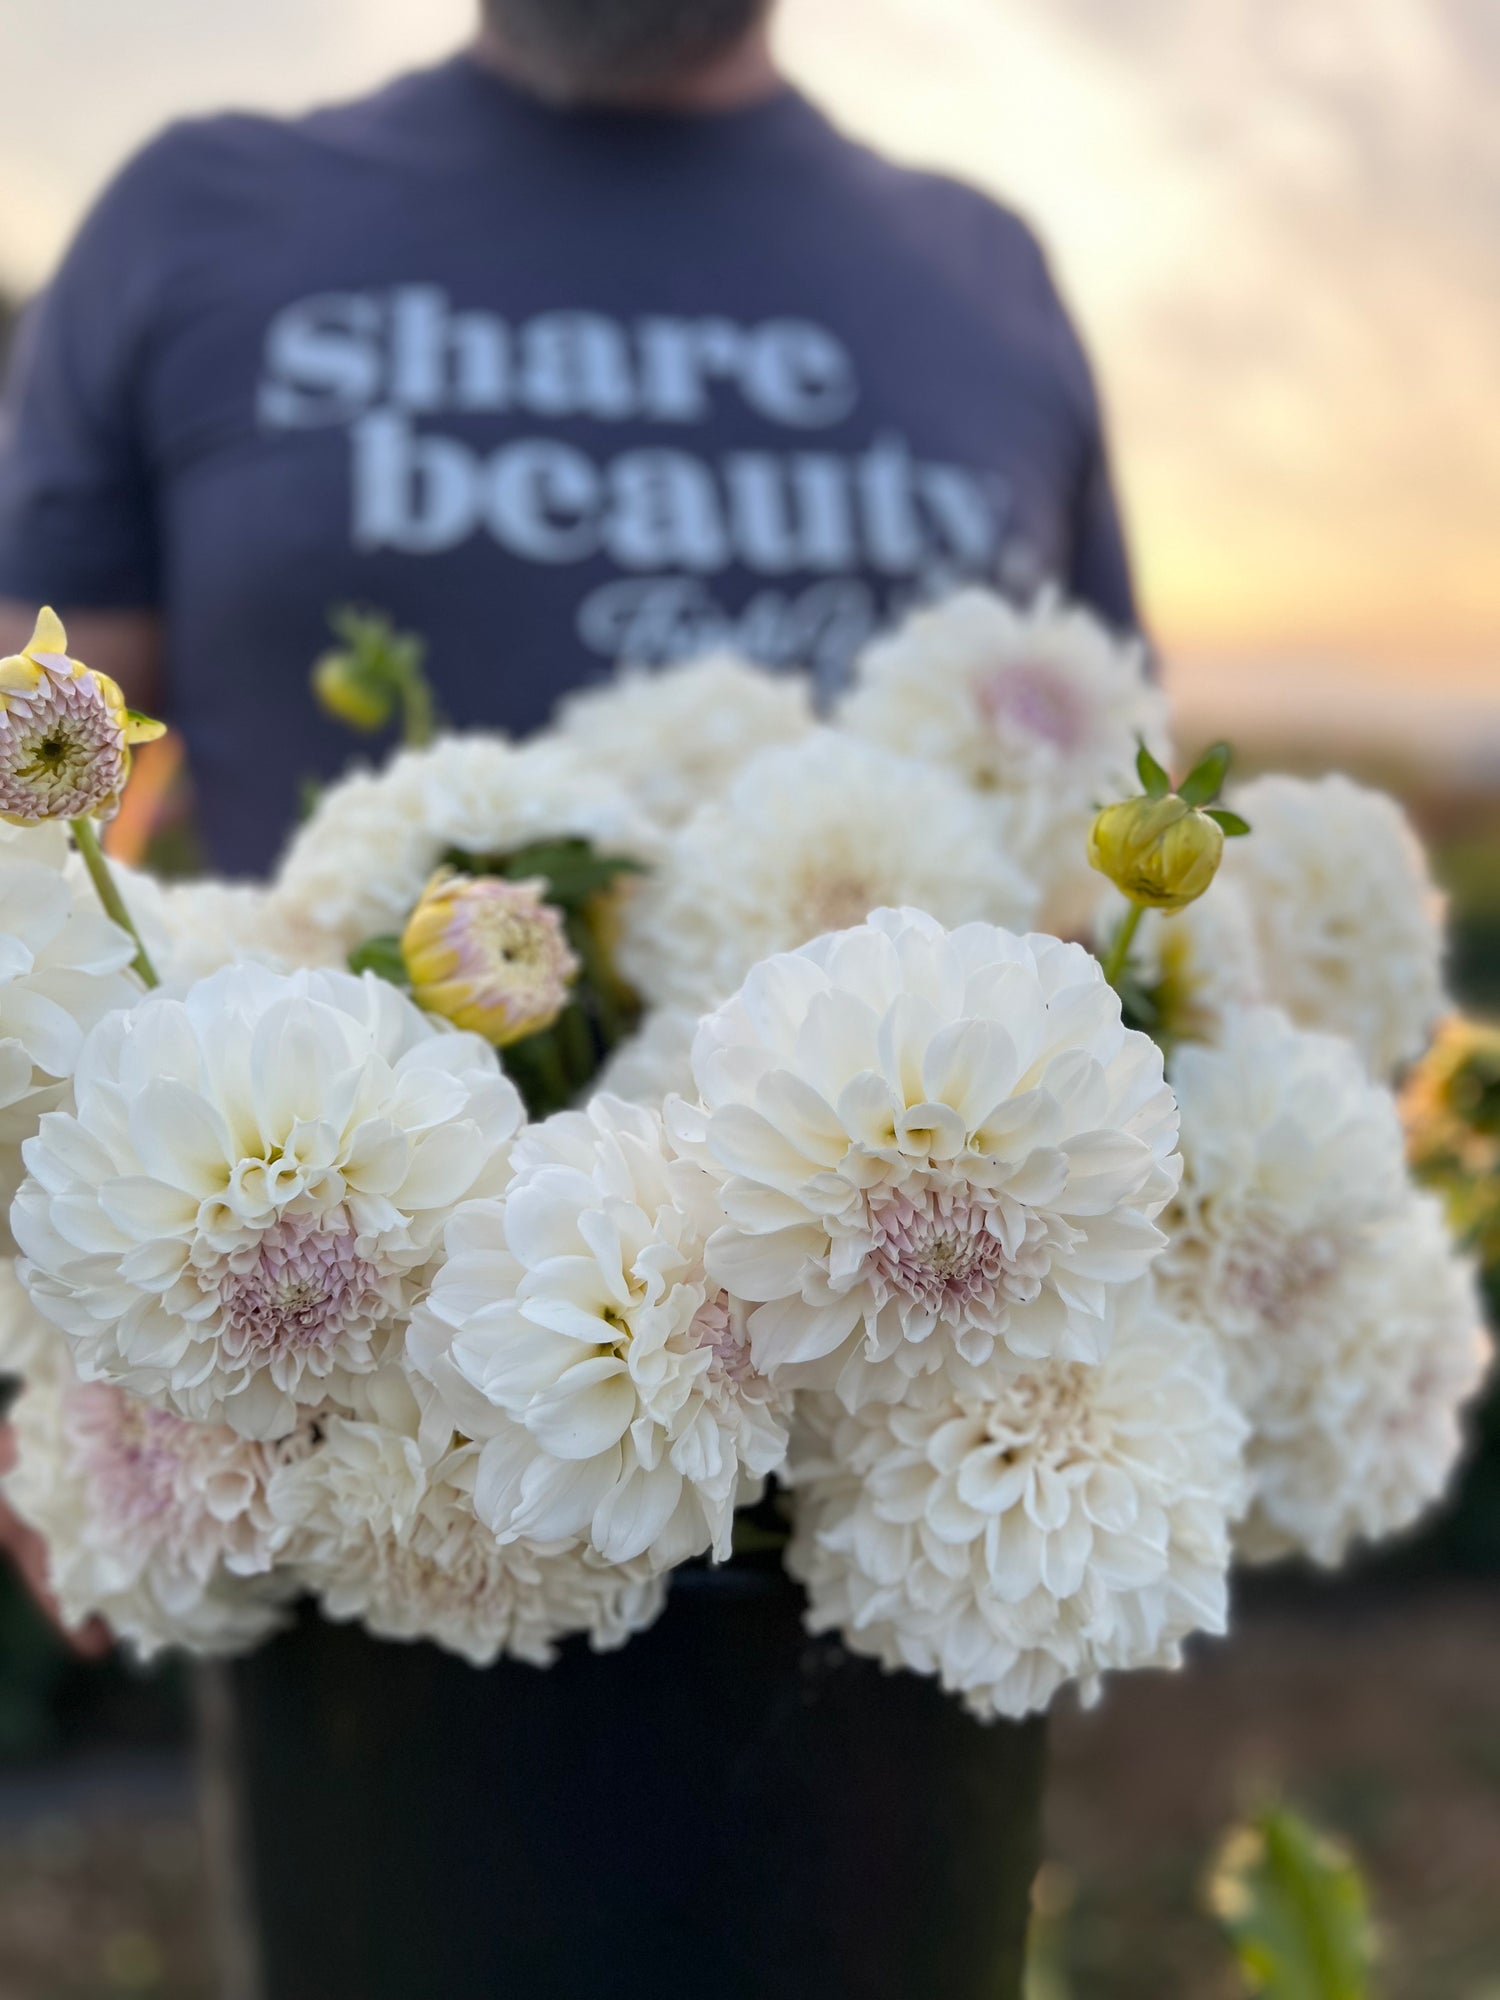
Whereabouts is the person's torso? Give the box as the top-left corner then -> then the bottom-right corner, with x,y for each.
131,58 -> 1104,866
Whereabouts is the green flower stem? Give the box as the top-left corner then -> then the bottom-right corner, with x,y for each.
1101,902 -> 1145,992
71,815 -> 159,989
397,666 -> 436,750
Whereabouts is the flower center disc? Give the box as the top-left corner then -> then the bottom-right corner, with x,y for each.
215,1212 -> 385,1362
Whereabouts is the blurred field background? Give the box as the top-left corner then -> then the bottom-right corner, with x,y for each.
1,2 -> 1497,1994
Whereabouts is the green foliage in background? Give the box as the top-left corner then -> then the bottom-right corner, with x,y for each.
1208,1807 -> 1375,2000
1026,1805 -> 1379,2000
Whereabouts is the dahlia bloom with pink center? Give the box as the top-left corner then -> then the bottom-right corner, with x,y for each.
678,907 -> 1181,1411
837,589 -> 1170,929
4,1356 -> 306,1659
13,964 -> 523,1439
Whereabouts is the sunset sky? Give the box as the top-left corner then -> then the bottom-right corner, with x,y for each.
2,0 -> 1497,718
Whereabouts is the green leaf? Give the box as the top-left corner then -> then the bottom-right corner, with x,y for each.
1208,808 -> 1252,838
348,936 -> 410,987
1210,1807 -> 1375,2000
1179,741 -> 1233,807
1136,739 -> 1172,799
442,840 -> 648,915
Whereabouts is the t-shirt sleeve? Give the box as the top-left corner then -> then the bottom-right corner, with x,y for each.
0,133 -> 184,609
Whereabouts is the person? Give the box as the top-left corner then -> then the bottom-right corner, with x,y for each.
0,0 -> 1137,880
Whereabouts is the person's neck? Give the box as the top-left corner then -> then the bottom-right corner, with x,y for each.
469,25 -> 784,113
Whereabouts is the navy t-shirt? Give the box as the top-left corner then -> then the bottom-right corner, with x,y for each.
0,55 -> 1136,875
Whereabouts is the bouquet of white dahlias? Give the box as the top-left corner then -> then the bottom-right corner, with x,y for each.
0,593 -> 1488,1720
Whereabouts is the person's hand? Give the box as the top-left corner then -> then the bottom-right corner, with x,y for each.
0,1420 -> 111,1659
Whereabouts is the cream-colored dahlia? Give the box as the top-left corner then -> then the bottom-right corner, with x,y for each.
788,1282 -> 1246,1719
1234,1193 -> 1491,1568
410,1095 -> 790,1571
0,824 -> 140,1237
616,733 -> 1039,1013
113,869 -> 344,983
1161,1008 -> 1412,1395
1162,1007 -> 1487,1561
595,1008 -> 699,1108
555,652 -> 816,831
13,965 -> 522,1440
5,1358 -> 305,1660
269,737 -> 658,959
1158,1008 -> 1489,1563
268,1373 -> 667,1667
838,590 -> 1169,930
681,907 -> 1181,1409
1221,774 -> 1447,1077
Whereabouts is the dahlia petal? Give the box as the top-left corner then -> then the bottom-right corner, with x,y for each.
708,1103 -> 822,1190
748,1291 -> 864,1370
0,984 -> 84,1079
126,1082 -> 233,1195
590,1464 -> 686,1566
706,1221 -> 825,1303
97,1176 -> 199,1239
394,1122 -> 489,1212
523,1360 -> 635,1459
920,1018 -> 1019,1127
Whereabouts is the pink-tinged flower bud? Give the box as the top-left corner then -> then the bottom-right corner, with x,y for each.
402,870 -> 580,1046
0,608 -> 165,824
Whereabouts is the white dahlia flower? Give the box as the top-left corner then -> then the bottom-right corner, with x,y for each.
0,824 -> 139,1237
410,1095 -> 790,1571
115,869 -> 345,983
1160,1008 -> 1412,1399
1232,1193 -> 1491,1568
595,1008 -> 699,1108
4,1360 -> 305,1660
788,1283 -> 1246,1719
270,737 -> 658,958
616,733 -> 1039,1014
682,907 -> 1181,1409
555,653 -> 816,831
13,965 -> 522,1440
1221,774 -> 1447,1077
269,1373 -> 667,1667
838,590 -> 1169,929
1163,1010 -> 1488,1564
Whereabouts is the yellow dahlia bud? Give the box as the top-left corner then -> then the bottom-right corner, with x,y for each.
0,608 -> 166,824
1088,794 -> 1225,913
311,649 -> 396,733
402,870 -> 581,1046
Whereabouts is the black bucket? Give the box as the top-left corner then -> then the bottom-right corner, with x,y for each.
217,1563 -> 1045,2000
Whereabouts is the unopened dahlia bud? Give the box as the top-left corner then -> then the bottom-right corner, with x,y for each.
0,608 -> 165,824
402,870 -> 580,1045
311,649 -> 396,733
310,609 -> 436,747
1088,794 -> 1225,913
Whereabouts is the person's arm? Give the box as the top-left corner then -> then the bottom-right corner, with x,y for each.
0,601 -> 163,713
